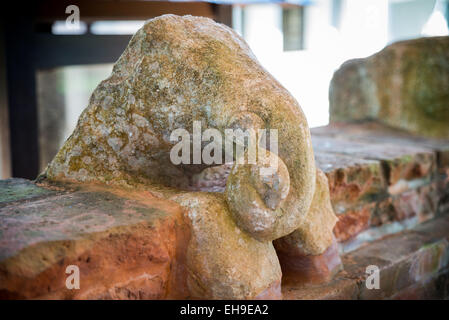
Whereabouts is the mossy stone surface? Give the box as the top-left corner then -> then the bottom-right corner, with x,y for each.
0,178 -> 57,206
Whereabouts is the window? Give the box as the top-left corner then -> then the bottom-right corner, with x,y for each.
282,6 -> 305,51
36,64 -> 113,172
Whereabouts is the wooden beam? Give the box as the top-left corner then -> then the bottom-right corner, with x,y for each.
35,0 -> 216,23
34,34 -> 132,69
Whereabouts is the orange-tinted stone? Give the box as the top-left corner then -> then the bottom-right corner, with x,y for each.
0,183 -> 191,299
315,152 -> 385,213
275,236 -> 342,286
312,135 -> 436,188
333,205 -> 373,242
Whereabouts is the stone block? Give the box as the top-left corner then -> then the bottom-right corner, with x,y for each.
312,136 -> 436,188
276,237 -> 342,286
392,182 -> 440,224
347,233 -> 449,299
283,214 -> 449,300
370,182 -> 439,227
391,271 -> 449,300
312,121 -> 449,172
329,37 -> 449,139
333,204 -> 373,242
0,182 -> 191,299
315,152 -> 385,213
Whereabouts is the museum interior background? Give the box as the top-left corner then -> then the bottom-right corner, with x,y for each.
1,0 -> 448,180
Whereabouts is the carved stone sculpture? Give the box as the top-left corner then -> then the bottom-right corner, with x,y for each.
42,14 -> 339,299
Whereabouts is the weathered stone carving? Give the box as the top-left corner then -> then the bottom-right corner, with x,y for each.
274,169 -> 341,284
275,169 -> 338,256
43,14 -> 338,299
330,36 -> 449,139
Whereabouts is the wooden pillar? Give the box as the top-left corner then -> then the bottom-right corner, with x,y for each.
0,23 -> 11,179
213,4 -> 233,27
5,16 -> 40,179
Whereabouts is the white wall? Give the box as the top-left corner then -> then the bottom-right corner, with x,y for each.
232,0 -> 448,128
389,0 -> 436,42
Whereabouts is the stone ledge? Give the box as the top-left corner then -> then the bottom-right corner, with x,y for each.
311,122 -> 449,249
315,152 -> 385,213
0,183 -> 190,299
312,122 -> 449,172
0,178 -> 61,208
282,213 -> 449,300
312,135 -> 436,188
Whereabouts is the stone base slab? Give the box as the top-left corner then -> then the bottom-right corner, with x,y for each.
283,213 -> 449,299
